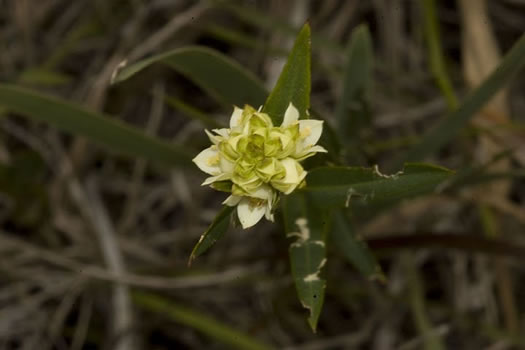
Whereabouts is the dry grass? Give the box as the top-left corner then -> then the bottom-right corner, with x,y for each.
0,0 -> 524,349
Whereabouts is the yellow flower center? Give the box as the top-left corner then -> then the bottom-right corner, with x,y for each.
207,154 -> 220,166
300,126 -> 311,138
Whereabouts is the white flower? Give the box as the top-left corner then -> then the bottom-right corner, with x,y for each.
193,103 -> 326,228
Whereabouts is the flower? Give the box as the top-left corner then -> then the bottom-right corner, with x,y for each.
193,103 -> 326,228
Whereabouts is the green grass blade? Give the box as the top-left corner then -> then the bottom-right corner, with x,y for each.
0,84 -> 192,166
164,95 -> 222,129
132,291 -> 272,350
422,0 -> 458,110
282,192 -> 328,332
211,0 -> 343,54
188,205 -> 235,266
262,23 -> 311,125
404,254 -> 446,350
112,46 -> 267,108
331,211 -> 384,281
19,68 -> 72,87
201,23 -> 288,56
335,24 -> 374,142
396,33 -> 525,167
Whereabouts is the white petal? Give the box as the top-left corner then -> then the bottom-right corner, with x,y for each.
201,173 -> 229,186
223,195 -> 241,206
265,208 -> 274,221
293,145 -> 328,160
212,128 -> 230,138
249,185 -> 274,201
281,103 -> 299,127
298,119 -> 323,147
281,158 -> 300,184
192,147 -> 220,175
229,106 -> 243,128
237,198 -> 266,229
265,200 -> 274,221
205,129 -> 222,144
279,158 -> 306,194
308,145 -> 328,153
219,157 -> 235,174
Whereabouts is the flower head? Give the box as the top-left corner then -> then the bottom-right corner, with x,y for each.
193,103 -> 326,228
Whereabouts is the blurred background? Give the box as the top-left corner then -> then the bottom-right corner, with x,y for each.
1,0 -> 525,349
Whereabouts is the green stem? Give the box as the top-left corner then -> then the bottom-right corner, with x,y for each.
422,0 -> 458,110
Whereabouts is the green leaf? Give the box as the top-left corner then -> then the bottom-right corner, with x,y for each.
282,192 -> 328,332
188,206 -> 235,266
212,0 -> 343,55
201,23 -> 288,57
331,210 -> 384,281
164,95 -> 222,129
112,46 -> 267,108
132,291 -> 272,350
395,32 -> 525,167
262,23 -> 311,125
0,84 -> 193,166
19,68 -> 72,87
335,24 -> 374,142
422,0 -> 458,110
303,163 -> 453,214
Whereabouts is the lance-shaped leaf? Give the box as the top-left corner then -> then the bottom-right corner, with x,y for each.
112,46 -> 267,108
0,84 -> 192,167
188,206 -> 235,266
303,163 -> 453,214
262,23 -> 311,125
335,24 -> 374,144
282,192 -> 329,332
331,210 -> 384,281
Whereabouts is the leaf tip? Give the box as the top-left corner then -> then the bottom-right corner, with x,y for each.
308,318 -> 318,333
110,59 -> 129,85
369,271 -> 387,284
187,255 -> 195,268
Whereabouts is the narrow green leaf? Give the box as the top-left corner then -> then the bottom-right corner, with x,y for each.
0,84 -> 192,166
282,192 -> 328,332
262,23 -> 311,125
164,95 -> 222,129
442,149 -> 514,191
188,206 -> 235,266
112,46 -> 267,108
132,291 -> 272,350
447,170 -> 525,191
201,23 -> 288,57
335,24 -> 374,142
19,68 -> 72,86
404,254 -> 446,350
212,0 -> 343,55
422,0 -> 458,110
331,211 -> 384,281
395,32 -> 525,167
303,163 -> 452,211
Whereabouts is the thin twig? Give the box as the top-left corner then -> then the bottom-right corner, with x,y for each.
127,2 -> 210,62
77,178 -> 139,350
0,232 -> 264,289
368,233 -> 525,261
118,82 -> 165,234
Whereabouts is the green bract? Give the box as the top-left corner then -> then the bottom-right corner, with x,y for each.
193,103 -> 326,228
